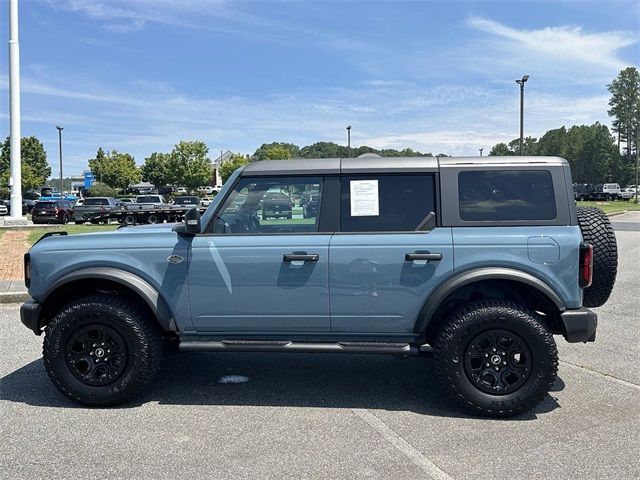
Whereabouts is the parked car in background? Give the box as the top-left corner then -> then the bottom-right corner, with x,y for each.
261,190 -> 293,220
23,199 -> 37,214
129,195 -> 167,210
197,186 -> 215,195
176,187 -> 188,194
72,197 -> 121,224
0,200 -> 8,216
200,196 -> 213,207
601,183 -> 621,200
302,193 -> 320,218
31,199 -> 74,224
172,196 -> 200,208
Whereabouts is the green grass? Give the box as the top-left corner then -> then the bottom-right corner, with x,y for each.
576,200 -> 640,214
27,224 -> 119,245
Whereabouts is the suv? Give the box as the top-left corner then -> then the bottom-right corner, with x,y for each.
31,199 -> 74,224
20,157 -> 618,417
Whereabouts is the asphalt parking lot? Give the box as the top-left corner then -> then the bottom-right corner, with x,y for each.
1,212 -> 639,479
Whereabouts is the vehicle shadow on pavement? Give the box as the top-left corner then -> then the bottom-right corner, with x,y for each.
1,353 -> 563,420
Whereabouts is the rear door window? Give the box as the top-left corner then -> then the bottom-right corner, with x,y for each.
458,170 -> 556,221
340,174 -> 436,232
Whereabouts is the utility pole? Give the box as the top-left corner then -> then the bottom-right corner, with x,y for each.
56,126 -> 64,195
346,125 -> 351,158
515,75 -> 529,155
635,130 -> 639,204
8,0 -> 22,219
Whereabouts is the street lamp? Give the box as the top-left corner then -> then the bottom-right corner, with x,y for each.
346,125 -> 351,158
479,148 -> 483,157
56,126 -> 63,195
515,75 -> 529,155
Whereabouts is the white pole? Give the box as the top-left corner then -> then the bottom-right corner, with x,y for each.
8,0 -> 22,219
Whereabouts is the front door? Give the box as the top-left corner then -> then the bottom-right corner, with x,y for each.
329,174 -> 453,333
188,175 -> 332,333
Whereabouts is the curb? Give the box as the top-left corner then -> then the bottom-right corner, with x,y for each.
607,210 -> 628,217
0,291 -> 30,304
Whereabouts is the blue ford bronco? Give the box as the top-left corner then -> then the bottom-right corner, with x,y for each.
20,156 -> 617,417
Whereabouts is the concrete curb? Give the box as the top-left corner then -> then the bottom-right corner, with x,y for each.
607,210 -> 628,217
0,291 -> 30,304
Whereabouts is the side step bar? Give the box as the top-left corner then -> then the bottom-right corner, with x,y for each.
179,339 -> 417,355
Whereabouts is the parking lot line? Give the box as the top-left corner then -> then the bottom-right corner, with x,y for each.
352,408 -> 453,480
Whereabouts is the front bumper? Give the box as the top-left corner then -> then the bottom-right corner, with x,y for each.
561,307 -> 597,343
20,300 -> 43,335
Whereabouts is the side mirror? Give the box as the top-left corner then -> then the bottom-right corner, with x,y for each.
184,207 -> 201,235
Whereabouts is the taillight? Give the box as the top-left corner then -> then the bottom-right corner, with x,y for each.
579,242 -> 593,288
24,253 -> 31,288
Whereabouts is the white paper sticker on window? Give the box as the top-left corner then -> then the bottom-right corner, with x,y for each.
350,180 -> 379,216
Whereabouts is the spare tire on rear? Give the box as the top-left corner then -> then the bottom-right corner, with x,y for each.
576,206 -> 617,307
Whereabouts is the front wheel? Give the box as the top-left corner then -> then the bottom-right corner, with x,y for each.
43,294 -> 163,406
434,300 -> 558,417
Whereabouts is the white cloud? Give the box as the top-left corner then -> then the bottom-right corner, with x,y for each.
467,17 -> 637,74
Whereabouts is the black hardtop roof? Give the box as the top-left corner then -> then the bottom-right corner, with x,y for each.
242,156 -> 568,176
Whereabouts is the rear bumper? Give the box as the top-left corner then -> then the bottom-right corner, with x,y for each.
20,299 -> 43,335
561,307 -> 597,343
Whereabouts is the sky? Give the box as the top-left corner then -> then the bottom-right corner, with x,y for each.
0,0 -> 639,175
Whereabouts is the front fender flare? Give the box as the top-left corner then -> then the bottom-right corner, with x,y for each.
43,267 -> 176,331
414,267 -> 566,334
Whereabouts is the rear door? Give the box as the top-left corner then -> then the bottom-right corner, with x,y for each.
329,174 -> 453,334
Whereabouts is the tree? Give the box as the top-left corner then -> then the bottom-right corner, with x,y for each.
141,152 -> 171,187
88,149 -> 140,191
165,141 -> 212,192
488,143 -> 512,156
608,67 -> 640,159
263,145 -> 293,160
85,182 -> 119,198
0,136 -> 52,191
252,142 -> 299,161
219,153 -> 249,184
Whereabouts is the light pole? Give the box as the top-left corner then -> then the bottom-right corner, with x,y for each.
515,75 -> 529,155
346,125 -> 351,158
8,0 -> 22,219
56,126 -> 63,195
479,148 -> 483,157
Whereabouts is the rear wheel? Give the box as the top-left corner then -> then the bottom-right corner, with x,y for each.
43,294 -> 163,406
576,206 -> 618,307
434,300 -> 558,417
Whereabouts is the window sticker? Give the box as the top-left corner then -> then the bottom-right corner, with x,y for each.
350,180 -> 379,216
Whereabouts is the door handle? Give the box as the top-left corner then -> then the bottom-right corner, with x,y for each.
405,253 -> 442,262
283,253 -> 319,262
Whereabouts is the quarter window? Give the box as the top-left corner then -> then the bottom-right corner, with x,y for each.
213,177 -> 322,234
340,174 -> 436,232
458,170 -> 557,221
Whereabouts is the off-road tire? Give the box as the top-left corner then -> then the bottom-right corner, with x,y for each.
576,206 -> 617,307
434,300 -> 558,418
43,294 -> 162,406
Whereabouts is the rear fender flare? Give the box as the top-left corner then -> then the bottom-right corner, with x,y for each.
414,267 -> 566,334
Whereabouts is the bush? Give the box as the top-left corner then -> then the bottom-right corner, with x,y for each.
85,182 -> 119,198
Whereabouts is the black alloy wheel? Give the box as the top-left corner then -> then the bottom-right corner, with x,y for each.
65,323 -> 128,386
463,329 -> 532,395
